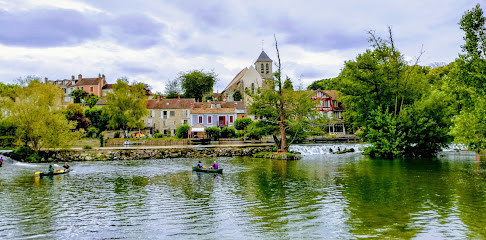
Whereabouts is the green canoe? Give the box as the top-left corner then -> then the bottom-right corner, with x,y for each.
192,167 -> 223,173
37,169 -> 71,177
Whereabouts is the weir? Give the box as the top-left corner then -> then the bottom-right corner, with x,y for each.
289,143 -> 367,155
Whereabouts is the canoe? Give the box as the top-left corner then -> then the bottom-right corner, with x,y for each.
192,167 -> 223,174
38,169 -> 71,177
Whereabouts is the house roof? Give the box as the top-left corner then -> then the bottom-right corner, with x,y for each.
75,78 -> 100,86
146,98 -> 195,109
102,84 -> 114,89
256,50 -> 272,62
190,107 -> 235,114
190,101 -> 245,114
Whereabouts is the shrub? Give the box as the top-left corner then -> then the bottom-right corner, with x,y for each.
176,124 -> 190,139
153,133 -> 165,138
205,127 -> 221,140
114,132 -> 121,138
12,146 -> 33,160
26,154 -> 41,163
221,127 -> 237,138
83,145 -> 92,149
85,127 -> 98,138
234,117 -> 253,130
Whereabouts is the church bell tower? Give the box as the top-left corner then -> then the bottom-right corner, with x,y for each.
255,50 -> 273,81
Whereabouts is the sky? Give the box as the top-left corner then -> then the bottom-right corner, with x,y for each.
0,0 -> 482,93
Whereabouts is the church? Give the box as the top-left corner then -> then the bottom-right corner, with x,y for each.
220,50 -> 273,105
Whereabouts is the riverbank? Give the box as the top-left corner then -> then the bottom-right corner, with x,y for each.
3,144 -> 274,162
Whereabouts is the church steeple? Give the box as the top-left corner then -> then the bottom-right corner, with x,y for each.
255,50 -> 273,80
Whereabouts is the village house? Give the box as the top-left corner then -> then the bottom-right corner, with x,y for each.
143,96 -> 195,136
310,89 -> 346,134
190,101 -> 245,130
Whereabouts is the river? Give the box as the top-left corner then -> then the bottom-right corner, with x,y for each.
0,143 -> 485,239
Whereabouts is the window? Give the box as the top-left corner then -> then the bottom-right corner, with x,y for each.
183,119 -> 188,125
229,116 -> 233,123
90,86 -> 94,92
149,110 -> 154,117
163,129 -> 168,135
266,63 -> 269,74
251,83 -> 255,93
333,100 -> 338,107
162,111 -> 168,119
208,116 -> 212,124
183,110 -> 189,118
170,111 -> 175,117
261,63 -> 264,73
323,101 -> 329,107
198,116 -> 203,124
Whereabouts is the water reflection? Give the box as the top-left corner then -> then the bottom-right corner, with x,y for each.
1,150 -> 486,238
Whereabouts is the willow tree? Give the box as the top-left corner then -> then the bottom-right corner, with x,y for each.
2,79 -> 79,152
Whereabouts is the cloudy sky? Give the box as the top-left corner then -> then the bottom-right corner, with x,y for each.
0,0 -> 481,92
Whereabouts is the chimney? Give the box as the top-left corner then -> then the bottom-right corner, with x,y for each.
178,94 -> 180,100
98,74 -> 103,97
44,77 -> 48,84
78,74 -> 82,81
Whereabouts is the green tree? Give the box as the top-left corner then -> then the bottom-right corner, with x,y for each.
70,89 -> 88,104
448,4 -> 486,152
4,79 -> 79,152
84,107 -> 109,131
64,103 -> 91,130
178,70 -> 217,102
232,90 -> 242,101
205,126 -> 220,140
176,124 -> 190,138
164,79 -> 181,98
86,93 -> 100,108
338,28 -> 452,158
307,77 -> 340,90
234,117 -> 253,130
104,78 -> 149,137
283,76 -> 293,90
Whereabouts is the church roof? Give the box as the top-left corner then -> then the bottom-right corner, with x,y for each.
222,67 -> 248,93
255,50 -> 272,62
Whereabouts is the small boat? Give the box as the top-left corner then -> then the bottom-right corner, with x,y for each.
36,169 -> 71,177
192,167 -> 223,174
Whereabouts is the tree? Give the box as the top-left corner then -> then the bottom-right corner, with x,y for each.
3,79 -> 80,152
232,90 -> 242,101
248,35 -> 322,151
84,107 -> 109,131
104,78 -> 149,137
71,89 -> 88,104
307,77 -> 340,90
164,79 -> 181,98
283,76 -> 293,90
448,4 -> 486,152
234,117 -> 253,130
178,70 -> 217,102
64,103 -> 91,130
338,28 -> 453,158
86,93 -> 99,108
176,124 -> 190,138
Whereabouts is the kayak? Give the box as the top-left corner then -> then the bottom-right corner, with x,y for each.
192,167 -> 223,174
37,169 -> 71,177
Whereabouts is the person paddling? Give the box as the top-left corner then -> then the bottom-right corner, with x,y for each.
197,161 -> 203,168
0,156 -> 3,167
62,162 -> 71,171
48,165 -> 54,173
210,161 -> 218,170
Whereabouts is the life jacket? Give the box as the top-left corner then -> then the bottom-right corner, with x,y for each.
214,163 -> 218,169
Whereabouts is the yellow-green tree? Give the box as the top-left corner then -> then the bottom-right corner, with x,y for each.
104,78 -> 148,137
3,79 -> 79,152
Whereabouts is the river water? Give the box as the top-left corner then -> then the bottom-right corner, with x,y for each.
1,144 -> 485,239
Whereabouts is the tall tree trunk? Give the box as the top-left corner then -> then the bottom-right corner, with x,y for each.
274,35 -> 288,151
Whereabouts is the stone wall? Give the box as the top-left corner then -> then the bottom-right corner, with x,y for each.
5,146 -> 272,162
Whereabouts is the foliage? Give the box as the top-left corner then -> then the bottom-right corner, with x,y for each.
86,93 -> 100,108
176,124 -> 190,138
70,89 -> 88,104
83,145 -> 93,149
232,90 -> 242,101
4,79 -> 80,152
447,4 -> 486,152
0,82 -> 20,101
26,153 -> 41,162
99,132 -> 104,147
164,79 -> 181,98
221,127 -> 237,138
234,117 -> 253,130
84,107 -> 109,131
0,119 -> 16,136
283,76 -> 293,90
114,132 -> 121,138
245,120 -> 279,140
153,133 -> 165,138
307,77 -> 340,90
64,103 -> 91,130
337,28 -> 452,158
11,145 -> 33,160
85,127 -> 98,138
178,70 -> 217,102
205,126 -> 221,140
104,78 -> 149,137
